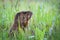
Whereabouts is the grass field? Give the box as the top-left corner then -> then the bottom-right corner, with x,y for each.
0,0 -> 60,40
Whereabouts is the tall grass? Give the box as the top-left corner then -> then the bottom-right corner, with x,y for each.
0,0 -> 60,40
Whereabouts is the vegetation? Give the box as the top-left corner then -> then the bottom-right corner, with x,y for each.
0,0 -> 60,40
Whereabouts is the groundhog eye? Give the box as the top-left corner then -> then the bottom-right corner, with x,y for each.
23,16 -> 25,19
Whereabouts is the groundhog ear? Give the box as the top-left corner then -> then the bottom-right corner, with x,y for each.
27,12 -> 32,20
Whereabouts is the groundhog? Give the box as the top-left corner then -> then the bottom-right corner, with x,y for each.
9,11 -> 32,34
